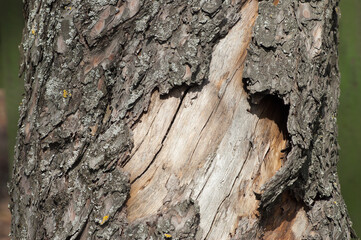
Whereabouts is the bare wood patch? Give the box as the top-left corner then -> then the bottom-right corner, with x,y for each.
12,0 -> 353,238
262,192 -> 310,240
122,0 -> 292,238
123,0 -> 310,239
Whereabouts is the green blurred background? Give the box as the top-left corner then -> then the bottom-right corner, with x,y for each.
338,0 -> 361,235
0,0 -> 23,172
0,0 -> 360,236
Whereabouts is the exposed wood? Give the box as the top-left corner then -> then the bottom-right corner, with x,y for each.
123,1 -> 299,238
10,0 -> 356,239
262,192 -> 309,240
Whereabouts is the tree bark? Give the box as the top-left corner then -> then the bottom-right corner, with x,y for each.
10,0 -> 356,239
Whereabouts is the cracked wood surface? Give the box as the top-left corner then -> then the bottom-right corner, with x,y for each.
124,1 -> 306,238
11,0 -> 355,238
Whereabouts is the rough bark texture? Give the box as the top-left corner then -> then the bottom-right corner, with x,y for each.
241,0 -> 356,238
10,0 -> 355,239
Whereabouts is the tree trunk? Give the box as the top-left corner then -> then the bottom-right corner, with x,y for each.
10,0 -> 356,239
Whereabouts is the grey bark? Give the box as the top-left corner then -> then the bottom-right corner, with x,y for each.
10,0 -> 355,239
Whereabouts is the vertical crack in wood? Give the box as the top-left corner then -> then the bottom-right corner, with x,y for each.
15,0 -> 353,238
203,142 -> 254,240
124,0 -> 260,238
126,93 -> 164,163
130,87 -> 189,185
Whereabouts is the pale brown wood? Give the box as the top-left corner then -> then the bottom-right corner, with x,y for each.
11,0 -> 355,238
123,1 -> 309,238
261,192 -> 310,240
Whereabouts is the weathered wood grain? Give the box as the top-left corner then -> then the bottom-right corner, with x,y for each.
10,0 -> 355,238
123,1 -> 304,238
